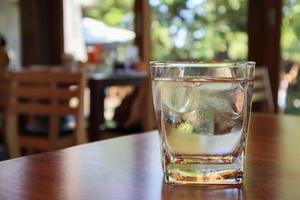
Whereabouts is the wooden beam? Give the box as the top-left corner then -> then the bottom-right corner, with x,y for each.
133,0 -> 154,131
248,0 -> 282,112
20,0 -> 64,66
134,0 -> 150,64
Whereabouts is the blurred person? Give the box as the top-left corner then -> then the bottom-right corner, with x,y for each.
0,34 -> 9,68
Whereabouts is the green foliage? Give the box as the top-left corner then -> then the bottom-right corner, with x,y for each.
281,0 -> 300,62
83,0 -> 134,29
83,0 -> 300,63
150,0 -> 248,61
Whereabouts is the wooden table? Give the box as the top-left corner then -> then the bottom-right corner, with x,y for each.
1,113 -> 300,199
88,69 -> 148,141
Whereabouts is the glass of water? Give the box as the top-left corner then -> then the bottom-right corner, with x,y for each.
150,61 -> 255,185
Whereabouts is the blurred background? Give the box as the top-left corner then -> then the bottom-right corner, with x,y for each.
0,0 -> 300,147
0,0 -> 299,115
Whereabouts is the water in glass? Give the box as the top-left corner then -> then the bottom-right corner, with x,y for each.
152,77 -> 253,184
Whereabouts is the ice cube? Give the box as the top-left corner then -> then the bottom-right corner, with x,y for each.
233,85 -> 245,114
200,93 -> 235,116
161,81 -> 198,113
214,116 -> 236,135
188,108 -> 215,135
197,81 -> 237,91
198,88 -> 242,120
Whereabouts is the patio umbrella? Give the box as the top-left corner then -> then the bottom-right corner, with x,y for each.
82,17 -> 136,45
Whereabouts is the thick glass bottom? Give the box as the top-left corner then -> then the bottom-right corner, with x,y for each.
163,151 -> 244,185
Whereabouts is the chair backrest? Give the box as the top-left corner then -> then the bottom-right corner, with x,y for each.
252,67 -> 275,113
5,68 -> 87,157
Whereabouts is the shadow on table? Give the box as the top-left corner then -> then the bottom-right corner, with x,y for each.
161,182 -> 244,200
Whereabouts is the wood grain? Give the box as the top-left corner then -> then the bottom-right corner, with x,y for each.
1,113 -> 300,199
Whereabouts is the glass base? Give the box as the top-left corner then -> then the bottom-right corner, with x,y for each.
163,152 -> 244,185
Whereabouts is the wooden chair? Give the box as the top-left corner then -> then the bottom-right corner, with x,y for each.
5,68 -> 87,158
252,67 -> 275,113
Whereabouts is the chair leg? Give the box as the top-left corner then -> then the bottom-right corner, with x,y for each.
75,116 -> 87,144
5,114 -> 21,158
75,128 -> 87,144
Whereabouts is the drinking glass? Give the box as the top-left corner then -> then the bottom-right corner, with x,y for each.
150,61 -> 255,185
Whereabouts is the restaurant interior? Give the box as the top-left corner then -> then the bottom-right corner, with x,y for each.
0,0 -> 298,157
0,0 -> 300,198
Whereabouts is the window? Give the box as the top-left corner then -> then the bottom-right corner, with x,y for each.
150,0 -> 248,61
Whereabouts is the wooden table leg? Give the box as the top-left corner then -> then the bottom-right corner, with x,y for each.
88,80 -> 105,141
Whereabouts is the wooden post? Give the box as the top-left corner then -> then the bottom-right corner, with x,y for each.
134,0 -> 154,131
134,0 -> 150,64
248,0 -> 282,112
20,0 -> 64,66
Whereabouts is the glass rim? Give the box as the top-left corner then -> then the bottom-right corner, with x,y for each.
150,61 -> 255,68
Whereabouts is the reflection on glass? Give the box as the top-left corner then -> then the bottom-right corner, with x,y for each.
161,181 -> 244,200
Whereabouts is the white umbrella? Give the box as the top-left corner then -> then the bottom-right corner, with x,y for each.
82,17 -> 136,45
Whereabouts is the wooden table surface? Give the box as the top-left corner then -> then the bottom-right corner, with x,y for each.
1,113 -> 300,199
